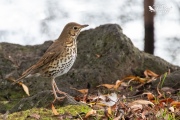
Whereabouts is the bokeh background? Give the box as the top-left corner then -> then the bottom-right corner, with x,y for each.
0,0 -> 179,65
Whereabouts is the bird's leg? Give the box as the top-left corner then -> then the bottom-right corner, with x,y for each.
51,78 -> 67,102
54,80 -> 67,95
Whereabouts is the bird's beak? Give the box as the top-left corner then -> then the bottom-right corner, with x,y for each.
81,24 -> 89,28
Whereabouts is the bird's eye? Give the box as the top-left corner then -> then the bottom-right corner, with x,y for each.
73,26 -> 78,30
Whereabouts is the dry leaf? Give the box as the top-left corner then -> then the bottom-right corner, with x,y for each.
93,93 -> 118,107
70,87 -> 88,94
97,84 -> 114,89
124,76 -> 148,84
130,100 -> 154,107
170,101 -> 180,108
104,107 -> 112,118
97,80 -> 123,90
114,80 -> 123,90
159,98 -> 174,104
95,54 -> 101,58
144,69 -> 159,78
21,83 -> 30,96
169,106 -> 174,112
143,92 -> 155,100
51,104 -> 59,115
78,89 -> 88,94
141,110 -> 148,119
130,104 -> 143,111
85,109 -> 96,118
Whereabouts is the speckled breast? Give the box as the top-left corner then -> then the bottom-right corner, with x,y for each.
44,45 -> 77,78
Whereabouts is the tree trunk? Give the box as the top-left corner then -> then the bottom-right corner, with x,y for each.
144,0 -> 155,54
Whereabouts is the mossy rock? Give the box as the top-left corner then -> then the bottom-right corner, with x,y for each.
6,105 -> 91,120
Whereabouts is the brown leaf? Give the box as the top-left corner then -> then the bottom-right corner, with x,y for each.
85,109 -> 96,118
97,84 -> 114,89
114,80 -> 123,90
137,77 -> 148,84
95,54 -> 101,58
77,89 -> 88,94
21,83 -> 30,96
70,87 -> 88,94
143,92 -> 155,100
144,69 -> 159,78
157,98 -> 174,108
170,101 -> 180,108
123,76 -> 148,84
130,100 -> 154,107
130,104 -> 143,112
104,107 -> 112,118
51,104 -> 59,115
141,110 -> 148,119
97,80 -> 123,90
123,76 -> 137,81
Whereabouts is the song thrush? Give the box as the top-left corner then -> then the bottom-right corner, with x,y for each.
15,22 -> 88,101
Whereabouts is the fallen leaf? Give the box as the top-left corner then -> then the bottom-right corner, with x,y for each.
95,54 -> 101,58
52,104 -> 59,115
143,92 -> 155,100
104,107 -> 112,118
21,83 -> 30,96
130,104 -> 143,111
85,109 -> 96,118
97,84 -> 114,89
170,101 -> 180,108
144,69 -> 159,78
141,110 -> 148,119
97,80 -> 124,90
169,106 -> 174,112
70,87 -> 88,94
114,80 -> 123,90
93,93 -> 118,107
130,100 -> 154,107
124,76 -> 148,84
159,98 -> 174,104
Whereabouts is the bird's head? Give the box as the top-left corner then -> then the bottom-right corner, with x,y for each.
64,22 -> 88,37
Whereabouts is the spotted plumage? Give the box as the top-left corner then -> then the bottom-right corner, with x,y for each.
15,22 -> 88,101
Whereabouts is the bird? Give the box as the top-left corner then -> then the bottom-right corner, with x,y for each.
149,6 -> 155,12
15,22 -> 88,101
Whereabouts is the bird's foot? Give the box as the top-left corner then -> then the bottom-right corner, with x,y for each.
52,90 -> 68,103
51,78 -> 69,102
53,96 -> 66,103
56,90 -> 67,96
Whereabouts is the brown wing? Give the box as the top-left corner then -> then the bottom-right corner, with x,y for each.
15,40 -> 65,82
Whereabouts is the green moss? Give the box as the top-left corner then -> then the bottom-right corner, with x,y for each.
0,87 -> 28,111
57,105 -> 90,115
8,105 -> 91,120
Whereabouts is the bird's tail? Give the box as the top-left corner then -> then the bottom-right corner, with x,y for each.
14,65 -> 35,83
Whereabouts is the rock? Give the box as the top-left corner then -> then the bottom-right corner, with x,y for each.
0,24 -> 179,113
10,90 -> 81,113
152,70 -> 180,89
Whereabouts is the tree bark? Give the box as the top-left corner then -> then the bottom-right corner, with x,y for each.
144,0 -> 155,54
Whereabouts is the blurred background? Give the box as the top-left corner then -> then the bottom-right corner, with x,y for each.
0,0 -> 179,65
